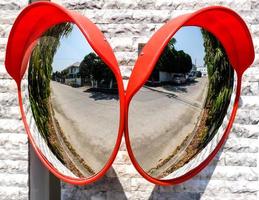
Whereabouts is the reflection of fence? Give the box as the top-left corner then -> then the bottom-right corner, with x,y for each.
81,77 -> 117,89
149,71 -> 189,85
64,78 -> 81,87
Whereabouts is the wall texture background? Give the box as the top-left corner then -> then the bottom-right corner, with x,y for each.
0,0 -> 258,199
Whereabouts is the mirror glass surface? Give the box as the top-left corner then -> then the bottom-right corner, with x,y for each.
22,23 -> 120,178
129,27 -> 234,179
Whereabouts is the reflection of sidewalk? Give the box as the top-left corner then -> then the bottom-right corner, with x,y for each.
144,85 -> 203,109
49,104 -> 95,177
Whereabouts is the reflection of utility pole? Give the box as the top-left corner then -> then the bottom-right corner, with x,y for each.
195,58 -> 197,67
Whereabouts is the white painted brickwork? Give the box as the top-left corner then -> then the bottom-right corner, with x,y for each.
0,1 -> 29,199
0,0 -> 258,200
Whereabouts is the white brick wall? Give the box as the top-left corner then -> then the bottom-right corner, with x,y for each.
0,1 -> 29,200
0,0 -> 258,200
60,1 -> 259,199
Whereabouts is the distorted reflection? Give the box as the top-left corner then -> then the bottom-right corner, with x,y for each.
28,23 -> 119,178
129,27 -> 234,179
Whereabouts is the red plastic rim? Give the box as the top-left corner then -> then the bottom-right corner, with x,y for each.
5,1 -> 125,185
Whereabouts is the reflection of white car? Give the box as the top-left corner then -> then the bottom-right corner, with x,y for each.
172,74 -> 186,84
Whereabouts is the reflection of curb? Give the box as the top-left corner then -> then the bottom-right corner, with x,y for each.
49,104 -> 95,177
148,108 -> 208,178
144,85 -> 202,109
144,85 -> 177,98
54,117 -> 96,176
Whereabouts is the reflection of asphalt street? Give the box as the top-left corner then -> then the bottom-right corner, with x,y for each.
144,80 -> 206,109
50,77 -> 208,177
128,77 -> 208,174
50,81 -> 119,176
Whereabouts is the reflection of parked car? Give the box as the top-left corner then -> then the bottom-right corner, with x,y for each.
196,71 -> 202,77
172,74 -> 186,84
187,72 -> 196,82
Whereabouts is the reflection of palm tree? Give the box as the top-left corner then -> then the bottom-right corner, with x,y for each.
28,23 -> 73,153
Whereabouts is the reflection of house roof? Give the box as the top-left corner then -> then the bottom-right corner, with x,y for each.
61,62 -> 80,72
70,62 -> 80,67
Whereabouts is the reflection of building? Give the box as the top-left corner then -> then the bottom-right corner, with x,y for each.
196,66 -> 207,76
66,63 -> 80,78
149,70 -> 187,84
192,63 -> 197,72
62,62 -> 81,86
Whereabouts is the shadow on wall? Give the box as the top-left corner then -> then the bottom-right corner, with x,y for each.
148,148 -> 223,200
61,149 -> 222,200
61,168 -> 127,200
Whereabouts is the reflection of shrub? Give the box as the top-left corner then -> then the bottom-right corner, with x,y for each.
149,29 -> 234,178
28,23 -> 72,161
210,87 -> 232,120
201,29 -> 234,145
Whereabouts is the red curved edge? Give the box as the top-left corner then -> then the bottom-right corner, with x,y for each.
125,76 -> 242,186
125,6 -> 254,185
5,1 -> 121,86
126,6 -> 254,99
6,2 -> 125,185
5,2 -> 255,186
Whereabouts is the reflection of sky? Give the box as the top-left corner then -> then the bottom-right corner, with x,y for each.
52,25 -> 205,72
173,26 -> 205,67
52,25 -> 93,72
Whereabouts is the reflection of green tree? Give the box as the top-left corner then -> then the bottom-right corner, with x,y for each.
202,29 -> 234,145
148,30 -> 235,177
79,52 -> 116,88
28,23 -> 72,159
155,38 -> 192,73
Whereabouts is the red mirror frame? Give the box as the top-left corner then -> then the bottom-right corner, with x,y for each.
4,2 -> 254,186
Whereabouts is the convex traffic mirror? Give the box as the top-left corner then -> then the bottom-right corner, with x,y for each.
23,23 -> 121,179
5,2 -> 254,185
128,26 -> 234,179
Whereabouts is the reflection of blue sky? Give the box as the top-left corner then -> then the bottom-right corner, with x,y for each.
52,25 -> 93,72
173,26 -> 205,67
52,25 -> 205,72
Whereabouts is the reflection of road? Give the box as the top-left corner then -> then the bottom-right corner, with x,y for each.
50,81 -> 119,176
128,77 -> 208,176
